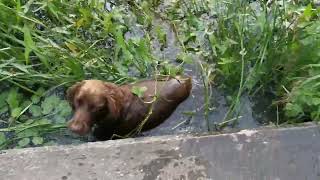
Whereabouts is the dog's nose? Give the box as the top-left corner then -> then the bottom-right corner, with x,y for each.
68,120 -> 90,135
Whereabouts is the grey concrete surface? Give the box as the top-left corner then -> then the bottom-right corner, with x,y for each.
1,125 -> 320,180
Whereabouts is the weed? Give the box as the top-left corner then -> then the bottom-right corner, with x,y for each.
160,0 -> 320,125
0,0 -> 161,149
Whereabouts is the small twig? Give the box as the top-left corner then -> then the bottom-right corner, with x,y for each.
282,85 -> 290,94
217,116 -> 243,127
171,119 -> 187,130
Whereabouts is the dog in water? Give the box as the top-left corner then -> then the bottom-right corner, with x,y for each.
66,76 -> 192,140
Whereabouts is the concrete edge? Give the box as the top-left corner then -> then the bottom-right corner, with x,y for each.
1,122 -> 319,155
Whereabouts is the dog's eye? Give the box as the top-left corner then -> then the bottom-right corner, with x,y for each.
90,103 -> 106,113
91,107 -> 101,113
88,104 -> 96,111
75,98 -> 83,107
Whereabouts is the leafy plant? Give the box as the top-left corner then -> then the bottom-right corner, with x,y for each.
158,0 -> 320,125
0,86 -> 72,149
131,86 -> 148,98
0,0 -> 160,150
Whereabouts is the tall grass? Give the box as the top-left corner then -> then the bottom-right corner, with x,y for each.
161,0 -> 320,126
0,0 -> 156,87
0,0 -> 161,149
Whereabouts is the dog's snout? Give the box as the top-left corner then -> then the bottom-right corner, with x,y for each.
68,119 -> 91,135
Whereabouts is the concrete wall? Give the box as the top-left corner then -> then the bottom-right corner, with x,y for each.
1,125 -> 320,180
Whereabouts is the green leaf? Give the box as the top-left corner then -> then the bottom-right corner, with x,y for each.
31,95 -> 40,104
19,115 -> 29,121
155,25 -> 167,46
103,13 -> 113,33
23,25 -> 36,65
312,98 -> 320,105
51,27 -> 71,34
65,59 -> 84,78
0,106 -> 8,114
11,63 -> 29,73
41,95 -> 60,115
285,103 -> 303,117
176,53 -> 193,64
18,138 -> 30,147
0,91 -> 9,108
54,115 -> 66,123
311,111 -> 320,121
136,38 -> 151,62
218,57 -> 236,65
115,29 -> 133,61
32,137 -> 44,145
65,42 -> 78,54
47,2 -> 59,20
37,119 -> 50,125
131,86 -> 148,98
17,129 -> 38,138
34,52 -> 50,70
11,107 -> 22,118
302,4 -> 313,21
29,105 -> 42,117
0,132 -> 6,144
56,100 -> 72,117
25,119 -> 35,125
36,88 -> 45,96
21,100 -> 32,109
162,63 -> 181,76
6,88 -> 21,110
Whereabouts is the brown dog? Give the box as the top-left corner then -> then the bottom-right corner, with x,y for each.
66,76 -> 192,140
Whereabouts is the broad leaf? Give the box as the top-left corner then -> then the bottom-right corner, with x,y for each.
32,137 -> 44,145
0,132 -> 6,145
18,138 -> 30,147
6,88 -> 21,110
11,107 -> 22,118
131,86 -> 148,98
29,105 -> 42,117
41,95 -> 60,115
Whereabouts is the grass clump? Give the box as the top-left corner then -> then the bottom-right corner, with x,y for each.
0,0 -> 161,149
160,0 -> 320,125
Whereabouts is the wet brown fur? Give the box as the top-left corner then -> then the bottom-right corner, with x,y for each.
67,76 -> 192,140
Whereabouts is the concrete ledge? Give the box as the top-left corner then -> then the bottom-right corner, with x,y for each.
1,125 -> 320,180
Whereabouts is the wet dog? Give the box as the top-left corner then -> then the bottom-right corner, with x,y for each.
66,76 -> 192,140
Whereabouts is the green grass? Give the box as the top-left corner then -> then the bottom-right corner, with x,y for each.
0,0 -> 319,150
162,0 -> 320,125
0,0 -> 162,149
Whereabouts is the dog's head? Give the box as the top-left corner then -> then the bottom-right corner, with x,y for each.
66,80 -> 122,135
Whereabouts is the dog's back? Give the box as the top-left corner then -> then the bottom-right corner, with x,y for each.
93,76 -> 192,139
131,76 -> 192,131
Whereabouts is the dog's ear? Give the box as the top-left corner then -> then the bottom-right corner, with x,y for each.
66,81 -> 85,106
103,82 -> 122,120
